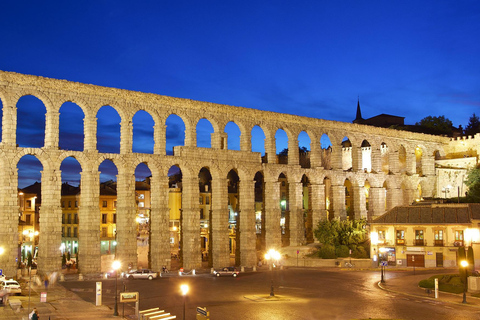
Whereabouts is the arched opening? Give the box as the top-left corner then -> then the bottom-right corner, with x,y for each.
227,170 -> 240,264
165,114 -> 185,155
16,95 -> 46,148
17,155 -> 43,268
417,183 -> 422,201
415,146 -> 423,175
198,168 -> 212,267
60,157 -> 82,260
168,165 -> 182,268
381,142 -> 389,174
344,179 -> 353,220
59,102 -> 84,151
225,122 -> 240,151
276,129 -> 288,164
254,172 -> 265,253
97,106 -> 121,154
298,131 -> 311,168
98,160 -> 118,259
135,163 -> 152,268
342,137 -> 352,171
196,118 -> 213,148
320,134 -> 332,170
251,126 -> 266,161
302,175 -> 313,243
361,140 -> 371,172
383,181 -> 388,211
132,110 -> 154,154
279,173 -> 289,247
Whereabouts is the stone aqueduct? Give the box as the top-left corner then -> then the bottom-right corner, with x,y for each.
0,71 -> 448,277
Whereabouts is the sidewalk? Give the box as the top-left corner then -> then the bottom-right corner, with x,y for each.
377,271 -> 480,308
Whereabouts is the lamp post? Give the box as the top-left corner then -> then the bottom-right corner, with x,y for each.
112,260 -> 121,316
265,249 -> 281,297
461,260 -> 468,304
180,284 -> 189,320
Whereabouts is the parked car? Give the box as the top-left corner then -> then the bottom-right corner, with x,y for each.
122,269 -> 158,280
0,280 -> 21,295
213,267 -> 239,277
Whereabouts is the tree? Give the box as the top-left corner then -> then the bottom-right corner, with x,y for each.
465,164 -> 480,202
465,113 -> 480,136
415,115 -> 453,135
314,218 -> 368,257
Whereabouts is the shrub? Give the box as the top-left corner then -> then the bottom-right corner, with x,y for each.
419,279 -> 434,288
336,245 -> 350,257
319,244 -> 336,259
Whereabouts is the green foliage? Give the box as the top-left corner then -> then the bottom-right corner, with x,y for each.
467,246 -> 474,270
465,164 -> 480,202
318,244 -> 336,259
415,115 -> 453,135
314,218 -> 368,258
336,245 -> 350,257
465,113 -> 480,136
419,274 -> 465,294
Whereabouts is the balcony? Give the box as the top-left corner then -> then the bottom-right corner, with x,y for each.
396,239 -> 405,245
414,239 -> 425,246
453,241 -> 464,247
434,240 -> 444,247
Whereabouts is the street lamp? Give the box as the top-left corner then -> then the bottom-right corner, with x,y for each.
461,260 -> 468,304
180,284 -> 189,320
112,260 -> 121,316
265,249 -> 281,297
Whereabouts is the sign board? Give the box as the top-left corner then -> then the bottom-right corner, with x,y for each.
380,261 -> 388,267
197,307 -> 208,316
196,306 -> 210,320
40,292 -> 47,302
120,292 -> 139,303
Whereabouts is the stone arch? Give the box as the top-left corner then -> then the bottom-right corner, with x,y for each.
301,174 -> 314,243
398,144 -> 407,174
275,129 -> 289,164
323,175 -> 333,220
342,136 -> 352,171
199,167 -> 212,267
165,114 -> 185,155
251,125 -> 266,159
344,178 -> 353,220
278,172 -> 290,246
254,171 -> 265,252
16,95 -> 47,148
298,131 -> 311,168
320,133 -> 332,169
415,145 -> 425,175
97,105 -> 121,154
364,179 -> 371,218
132,110 -> 155,154
361,139 -> 372,172
226,169 -> 240,264
59,102 -> 85,152
225,121 -> 241,151
196,118 -> 214,148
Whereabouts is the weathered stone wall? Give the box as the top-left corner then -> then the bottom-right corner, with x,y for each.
0,71 -> 455,276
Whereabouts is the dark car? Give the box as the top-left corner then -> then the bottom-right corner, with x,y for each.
122,269 -> 158,280
213,267 -> 239,277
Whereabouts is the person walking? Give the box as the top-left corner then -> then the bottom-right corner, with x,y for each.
31,308 -> 39,320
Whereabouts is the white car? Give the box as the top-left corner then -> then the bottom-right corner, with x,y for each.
123,269 -> 158,280
0,280 -> 21,295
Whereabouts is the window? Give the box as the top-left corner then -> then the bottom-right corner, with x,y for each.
62,227 -> 65,237
68,201 -> 71,208
62,201 -> 65,208
67,214 -> 72,224
74,214 -> 78,224
434,230 -> 444,246
415,230 -> 424,246
75,201 -> 78,208
102,214 -> 108,224
396,230 -> 405,245
26,214 -> 31,225
378,230 -> 386,243
138,202 -> 144,207
103,201 -> 107,208
199,196 -> 203,204
455,230 -> 464,247
205,196 -> 209,205
200,208 -> 204,219
139,194 -> 144,199
67,227 -> 71,237
114,201 -> 117,208
102,227 -> 107,238
62,214 -> 65,224
113,214 -> 117,224
73,227 -> 78,237
26,200 -> 32,209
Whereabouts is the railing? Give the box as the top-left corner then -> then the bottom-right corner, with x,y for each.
414,239 -> 425,246
434,240 -> 444,246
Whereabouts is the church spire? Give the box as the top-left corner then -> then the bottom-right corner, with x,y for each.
354,97 -> 363,123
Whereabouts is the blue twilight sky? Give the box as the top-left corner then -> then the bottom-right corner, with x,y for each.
1,1 -> 479,188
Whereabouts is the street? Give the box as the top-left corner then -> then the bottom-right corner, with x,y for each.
61,268 -> 480,320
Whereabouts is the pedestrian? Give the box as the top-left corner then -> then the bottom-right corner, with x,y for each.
44,275 -> 49,290
28,307 -> 37,320
31,308 -> 39,320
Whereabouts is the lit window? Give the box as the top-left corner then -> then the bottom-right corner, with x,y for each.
102,201 -> 107,208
